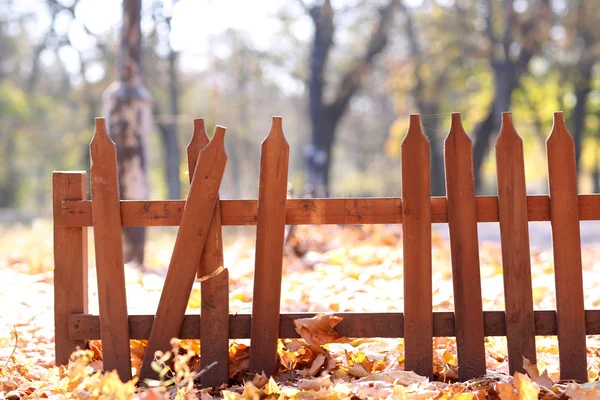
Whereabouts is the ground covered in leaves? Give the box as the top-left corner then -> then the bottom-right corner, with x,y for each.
1,221 -> 600,399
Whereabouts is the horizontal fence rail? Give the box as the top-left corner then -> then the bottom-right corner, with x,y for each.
69,310 -> 600,340
57,195 -> 600,226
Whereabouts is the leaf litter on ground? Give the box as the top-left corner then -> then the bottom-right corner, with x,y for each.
1,222 -> 600,398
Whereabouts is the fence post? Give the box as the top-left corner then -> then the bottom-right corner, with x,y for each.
249,117 -> 290,376
401,114 -> 433,379
53,171 -> 89,365
495,113 -> 536,375
546,112 -> 587,381
90,118 -> 132,381
187,119 -> 230,386
444,113 -> 486,380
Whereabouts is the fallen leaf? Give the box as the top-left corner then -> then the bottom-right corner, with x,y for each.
522,357 -> 554,388
355,370 -> 427,385
293,314 -> 351,351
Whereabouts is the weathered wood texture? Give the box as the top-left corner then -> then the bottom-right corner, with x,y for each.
58,194 -> 600,227
89,118 -> 131,381
546,112 -> 587,381
495,113 -> 536,375
249,117 -> 290,376
186,119 -> 229,386
139,127 -> 227,381
53,172 -> 89,366
68,309 -> 600,340
444,113 -> 486,380
401,115 -> 433,379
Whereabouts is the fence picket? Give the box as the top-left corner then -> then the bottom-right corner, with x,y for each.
89,118 -> 132,381
495,113 -> 537,375
186,118 -> 230,386
52,172 -> 89,366
140,126 -> 227,380
249,117 -> 290,376
546,112 -> 587,381
444,113 -> 486,380
401,114 -> 433,379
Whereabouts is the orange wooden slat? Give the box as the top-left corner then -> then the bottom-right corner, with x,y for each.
89,119 -> 132,381
249,117 -> 290,376
186,119 -> 229,386
53,172 -> 89,366
495,113 -> 536,375
401,115 -> 433,378
546,112 -> 587,381
58,194 -> 600,227
139,126 -> 228,381
444,113 -> 486,380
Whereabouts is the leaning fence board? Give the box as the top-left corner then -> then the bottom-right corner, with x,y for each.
186,119 -> 229,386
68,309 -> 600,340
249,117 -> 290,376
89,118 -> 132,381
495,113 -> 537,375
58,194 -> 600,227
53,172 -> 89,366
139,127 -> 228,381
444,113 -> 486,380
546,112 -> 587,381
401,115 -> 433,379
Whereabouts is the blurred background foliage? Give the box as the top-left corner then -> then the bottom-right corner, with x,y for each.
0,0 -> 599,215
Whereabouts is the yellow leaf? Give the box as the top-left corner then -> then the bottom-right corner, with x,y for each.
514,372 -> 539,400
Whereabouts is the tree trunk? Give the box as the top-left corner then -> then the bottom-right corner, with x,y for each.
418,103 -> 445,196
161,27 -> 181,200
103,0 -> 151,265
304,0 -> 397,196
472,61 -> 517,192
571,62 -> 592,174
306,114 -> 336,197
0,130 -> 18,207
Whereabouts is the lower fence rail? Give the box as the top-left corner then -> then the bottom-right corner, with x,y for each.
68,310 -> 600,340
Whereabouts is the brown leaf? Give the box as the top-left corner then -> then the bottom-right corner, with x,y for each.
293,313 -> 351,351
522,357 -> 554,388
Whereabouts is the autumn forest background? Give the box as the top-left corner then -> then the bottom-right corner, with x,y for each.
1,0 -> 600,215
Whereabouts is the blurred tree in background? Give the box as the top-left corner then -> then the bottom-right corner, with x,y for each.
0,0 -> 599,225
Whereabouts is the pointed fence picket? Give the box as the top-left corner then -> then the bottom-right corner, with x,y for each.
495,113 -> 537,375
249,117 -> 290,376
52,113 -> 600,385
444,113 -> 486,380
546,112 -> 587,382
139,126 -> 228,380
401,115 -> 433,379
186,119 -> 230,386
89,118 -> 131,381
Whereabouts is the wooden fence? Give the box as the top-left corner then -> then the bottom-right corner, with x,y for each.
53,112 -> 600,386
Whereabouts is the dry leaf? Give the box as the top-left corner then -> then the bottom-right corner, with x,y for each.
513,372 -> 539,400
293,313 -> 351,352
522,357 -> 554,388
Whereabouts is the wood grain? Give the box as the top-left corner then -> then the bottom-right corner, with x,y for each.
249,117 -> 290,376
495,113 -> 536,375
59,194 -> 600,227
401,115 -> 433,378
444,113 -> 486,380
546,112 -> 587,381
186,118 -> 229,386
68,309 -> 600,341
53,172 -> 89,366
89,118 -> 131,381
139,126 -> 227,381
